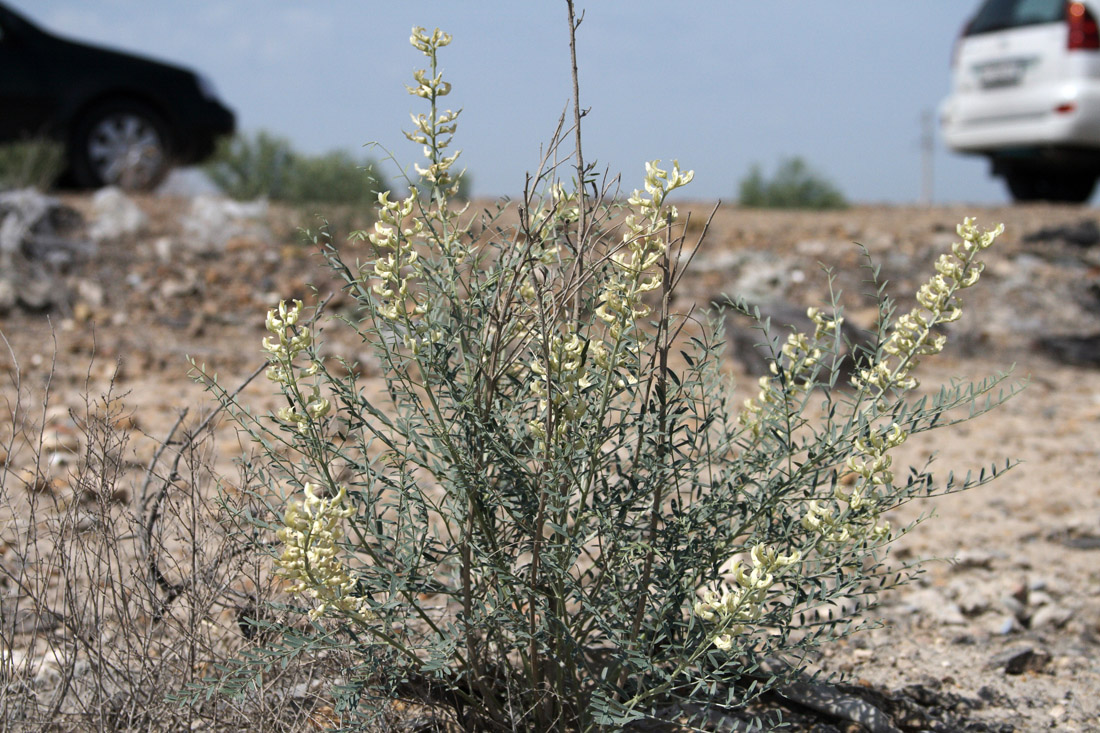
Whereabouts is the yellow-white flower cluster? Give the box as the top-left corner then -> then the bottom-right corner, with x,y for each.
596,160 -> 693,342
514,187 -> 574,304
802,422 -> 907,544
522,162 -> 693,443
276,483 -> 368,621
529,183 -> 580,240
354,25 -> 467,348
368,189 -> 425,322
854,218 -> 1003,392
406,27 -> 462,196
694,544 -> 801,650
263,300 -> 330,432
263,299 -> 311,372
528,331 -> 608,443
409,25 -> 451,56
739,307 -> 842,438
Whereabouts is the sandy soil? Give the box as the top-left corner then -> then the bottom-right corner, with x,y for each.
2,194 -> 1099,731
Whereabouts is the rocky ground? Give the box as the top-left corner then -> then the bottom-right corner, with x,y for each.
2,187 -> 1099,731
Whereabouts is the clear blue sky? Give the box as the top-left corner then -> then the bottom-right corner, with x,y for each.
8,1 -> 1014,204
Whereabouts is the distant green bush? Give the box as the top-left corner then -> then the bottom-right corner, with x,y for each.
205,131 -> 387,205
739,156 -> 848,210
0,139 -> 66,191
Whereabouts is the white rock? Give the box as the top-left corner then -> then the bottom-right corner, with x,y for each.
180,194 -> 270,254
89,187 -> 147,242
74,278 -> 106,308
1030,604 -> 1074,630
155,166 -> 222,198
153,236 -> 175,263
0,188 -> 51,254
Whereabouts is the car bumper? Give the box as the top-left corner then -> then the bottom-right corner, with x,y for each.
941,80 -> 1100,154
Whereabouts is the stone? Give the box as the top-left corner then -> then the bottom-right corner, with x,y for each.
1030,604 -> 1074,630
952,549 -> 996,570
778,680 -> 902,733
17,466 -> 54,494
0,189 -> 91,313
898,588 -> 967,625
74,278 -> 106,308
958,595 -> 990,617
1,607 -> 60,635
1001,587 -> 1029,623
180,194 -> 271,254
1,188 -> 88,260
988,645 -> 1052,675
989,614 -> 1020,635
16,277 -> 57,311
89,186 -> 147,242
153,236 -> 175,263
1035,332 -> 1100,366
155,166 -> 222,198
0,188 -> 60,254
1049,524 -> 1100,550
1023,219 -> 1100,247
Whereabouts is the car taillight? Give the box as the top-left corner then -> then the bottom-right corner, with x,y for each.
1068,2 -> 1100,50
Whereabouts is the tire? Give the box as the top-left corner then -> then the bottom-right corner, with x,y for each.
1005,170 -> 1097,204
69,100 -> 173,190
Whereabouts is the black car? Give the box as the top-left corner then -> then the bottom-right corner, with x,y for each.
0,2 -> 235,189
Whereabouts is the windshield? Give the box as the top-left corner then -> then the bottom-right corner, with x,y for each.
967,0 -> 1066,35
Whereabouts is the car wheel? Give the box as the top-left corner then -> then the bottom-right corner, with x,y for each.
70,101 -> 173,190
1006,170 -> 1097,204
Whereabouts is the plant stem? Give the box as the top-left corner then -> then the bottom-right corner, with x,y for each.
566,0 -> 587,325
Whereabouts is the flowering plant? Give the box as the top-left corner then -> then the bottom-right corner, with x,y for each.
201,19 -> 1015,732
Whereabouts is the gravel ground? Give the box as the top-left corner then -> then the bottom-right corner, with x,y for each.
2,193 -> 1099,731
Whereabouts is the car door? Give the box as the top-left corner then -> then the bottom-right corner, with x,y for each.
0,9 -> 56,141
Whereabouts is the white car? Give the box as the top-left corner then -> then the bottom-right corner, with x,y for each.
941,0 -> 1100,202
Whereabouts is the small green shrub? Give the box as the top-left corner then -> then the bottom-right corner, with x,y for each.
205,131 -> 387,205
0,139 -> 66,191
739,156 -> 848,210
193,17 -> 1014,732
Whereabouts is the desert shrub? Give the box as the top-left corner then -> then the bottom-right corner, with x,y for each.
194,17 -> 1014,732
0,139 -> 66,191
738,156 -> 848,210
205,131 -> 387,205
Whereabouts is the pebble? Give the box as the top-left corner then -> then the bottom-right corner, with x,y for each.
89,187 -> 148,242
18,466 -> 57,494
74,278 -> 105,308
1030,604 -> 1074,630
958,598 -> 989,617
1000,594 -> 1028,621
990,614 -> 1020,636
988,645 -> 1052,675
952,549 -> 997,570
17,278 -> 56,310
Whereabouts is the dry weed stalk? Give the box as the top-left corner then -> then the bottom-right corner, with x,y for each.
0,335 -> 354,731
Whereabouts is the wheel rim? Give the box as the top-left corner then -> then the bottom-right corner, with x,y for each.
86,113 -> 165,189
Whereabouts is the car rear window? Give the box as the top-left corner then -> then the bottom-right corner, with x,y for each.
966,0 -> 1066,35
